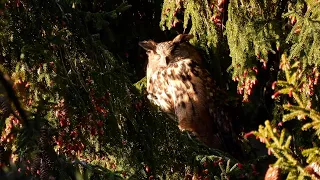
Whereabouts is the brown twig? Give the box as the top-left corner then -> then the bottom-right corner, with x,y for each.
0,70 -> 29,128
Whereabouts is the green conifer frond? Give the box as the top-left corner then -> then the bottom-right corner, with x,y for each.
286,1 -> 320,70
226,0 -> 282,79
302,147 -> 320,163
160,0 -> 220,64
254,120 -> 311,178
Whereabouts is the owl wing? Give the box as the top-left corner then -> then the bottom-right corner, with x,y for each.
165,60 -> 213,145
166,59 -> 237,150
195,62 -> 241,155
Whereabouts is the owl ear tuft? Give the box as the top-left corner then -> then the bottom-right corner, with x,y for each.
139,40 -> 157,52
172,34 -> 194,44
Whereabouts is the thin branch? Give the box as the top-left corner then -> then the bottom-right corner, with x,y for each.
0,70 -> 29,128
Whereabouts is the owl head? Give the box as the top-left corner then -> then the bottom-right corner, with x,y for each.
139,34 -> 195,78
139,34 -> 194,58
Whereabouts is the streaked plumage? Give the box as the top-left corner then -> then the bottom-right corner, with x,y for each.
139,34 -> 236,150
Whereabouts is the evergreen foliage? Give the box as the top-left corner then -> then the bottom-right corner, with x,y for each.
253,53 -> 320,179
160,0 -> 320,179
225,0 -> 284,101
0,0 -> 244,179
0,0 -> 319,179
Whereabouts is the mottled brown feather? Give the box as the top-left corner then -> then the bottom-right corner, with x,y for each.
139,34 -> 236,151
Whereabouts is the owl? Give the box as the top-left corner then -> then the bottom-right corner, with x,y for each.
139,34 -> 237,151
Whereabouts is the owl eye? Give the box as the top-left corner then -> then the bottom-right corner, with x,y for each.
146,50 -> 156,56
146,50 -> 156,55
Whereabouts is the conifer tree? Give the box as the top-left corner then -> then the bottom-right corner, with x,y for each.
0,0 -> 244,179
160,0 -> 320,179
0,0 -> 319,179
